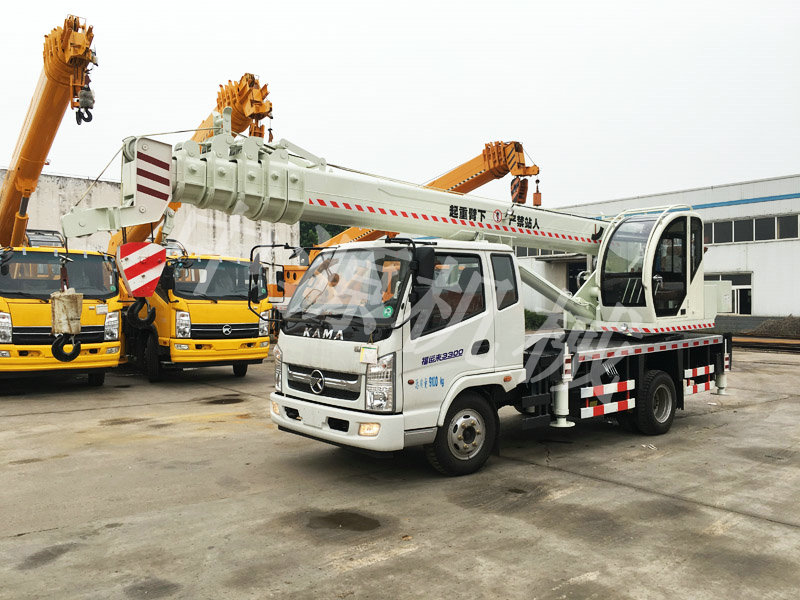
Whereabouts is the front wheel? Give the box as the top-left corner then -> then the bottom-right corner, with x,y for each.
425,392 -> 497,476
635,370 -> 677,435
232,362 -> 248,378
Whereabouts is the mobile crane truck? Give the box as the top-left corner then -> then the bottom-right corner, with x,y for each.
61,116 -> 733,475
109,76 -> 273,381
0,16 -> 122,386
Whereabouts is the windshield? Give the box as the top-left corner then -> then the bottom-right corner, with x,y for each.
0,251 -> 118,300
168,258 -> 265,301
601,217 -> 656,307
286,247 -> 412,322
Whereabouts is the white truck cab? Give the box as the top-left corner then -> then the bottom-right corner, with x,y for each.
270,240 -> 525,468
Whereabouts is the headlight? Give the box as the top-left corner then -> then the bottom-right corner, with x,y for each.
259,310 -> 269,337
104,311 -> 120,341
0,312 -> 11,344
366,353 -> 395,413
176,311 -> 191,338
273,345 -> 282,392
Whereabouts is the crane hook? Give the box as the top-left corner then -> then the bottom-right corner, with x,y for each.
52,334 -> 81,362
126,297 -> 156,328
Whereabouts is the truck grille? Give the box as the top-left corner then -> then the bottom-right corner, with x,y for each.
190,323 -> 259,340
286,364 -> 361,401
12,325 -> 105,345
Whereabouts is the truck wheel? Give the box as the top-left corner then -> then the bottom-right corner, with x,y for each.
145,334 -> 164,383
233,362 -> 248,377
87,371 -> 105,387
425,392 -> 497,476
635,370 -> 676,435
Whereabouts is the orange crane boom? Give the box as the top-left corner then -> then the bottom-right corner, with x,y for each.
0,15 -> 96,247
108,73 -> 272,254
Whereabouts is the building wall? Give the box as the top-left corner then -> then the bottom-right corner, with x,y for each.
1,170 -> 300,266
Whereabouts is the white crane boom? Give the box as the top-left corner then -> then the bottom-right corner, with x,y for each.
61,112 -> 605,255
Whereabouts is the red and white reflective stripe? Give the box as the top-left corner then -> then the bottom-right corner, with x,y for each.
117,242 -> 167,298
563,353 -> 573,378
684,364 -> 714,378
577,335 -> 724,362
685,380 -> 713,395
135,142 -> 172,204
600,322 -> 715,334
580,379 -> 635,399
724,354 -> 731,371
580,399 -> 636,419
306,198 -> 601,245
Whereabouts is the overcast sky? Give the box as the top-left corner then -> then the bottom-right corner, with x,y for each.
3,0 -> 799,208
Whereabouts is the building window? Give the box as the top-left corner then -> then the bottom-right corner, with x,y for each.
714,221 -> 733,244
704,223 -> 713,244
707,272 -> 752,315
733,219 -> 754,242
515,246 -> 528,257
778,215 -> 798,239
754,217 -> 776,241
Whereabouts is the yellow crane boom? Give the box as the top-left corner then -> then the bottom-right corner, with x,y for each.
0,15 -> 97,247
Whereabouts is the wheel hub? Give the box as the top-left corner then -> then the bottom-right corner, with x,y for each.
447,411 -> 485,460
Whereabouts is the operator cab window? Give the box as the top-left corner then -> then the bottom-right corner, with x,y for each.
413,253 -> 485,338
652,217 -> 687,316
490,254 -> 518,310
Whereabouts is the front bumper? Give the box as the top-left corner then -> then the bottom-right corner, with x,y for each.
165,336 -> 270,365
0,341 -> 121,373
270,392 -> 406,452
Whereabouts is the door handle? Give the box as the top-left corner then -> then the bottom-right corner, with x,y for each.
471,339 -> 490,355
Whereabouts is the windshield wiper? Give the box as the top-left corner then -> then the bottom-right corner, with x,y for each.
2,291 -> 49,302
187,293 -> 218,303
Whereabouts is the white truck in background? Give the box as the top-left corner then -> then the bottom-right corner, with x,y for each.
60,112 -> 733,475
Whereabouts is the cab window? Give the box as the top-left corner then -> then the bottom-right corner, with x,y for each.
490,254 -> 518,310
652,217 -> 687,316
413,253 -> 485,338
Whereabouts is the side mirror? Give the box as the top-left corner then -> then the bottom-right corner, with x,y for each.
413,247 -> 435,283
275,270 -> 285,295
160,266 -> 175,291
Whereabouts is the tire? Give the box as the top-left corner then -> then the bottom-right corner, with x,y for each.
87,371 -> 105,387
635,369 -> 677,435
425,392 -> 497,476
145,334 -> 164,383
233,362 -> 248,378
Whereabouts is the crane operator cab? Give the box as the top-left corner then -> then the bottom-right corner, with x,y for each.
594,208 -> 722,331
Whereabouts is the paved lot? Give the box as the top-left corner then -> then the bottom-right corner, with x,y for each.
1,350 -> 799,599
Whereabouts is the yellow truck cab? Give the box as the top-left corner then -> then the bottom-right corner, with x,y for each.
0,244 -> 122,385
124,253 -> 271,381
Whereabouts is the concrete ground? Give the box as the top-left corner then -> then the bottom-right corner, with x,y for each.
1,350 -> 799,600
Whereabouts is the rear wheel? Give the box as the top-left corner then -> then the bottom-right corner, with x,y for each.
233,362 -> 248,378
425,392 -> 497,476
145,334 -> 164,383
87,371 -> 105,387
635,370 -> 677,435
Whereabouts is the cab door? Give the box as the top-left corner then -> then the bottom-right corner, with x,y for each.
401,252 -> 494,426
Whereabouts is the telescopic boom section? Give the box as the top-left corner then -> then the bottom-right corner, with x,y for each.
108,74 -> 272,254
63,131 -> 603,255
427,141 -> 539,194
0,15 -> 96,247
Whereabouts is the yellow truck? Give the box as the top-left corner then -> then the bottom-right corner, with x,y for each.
123,251 -> 270,382
0,243 -> 122,385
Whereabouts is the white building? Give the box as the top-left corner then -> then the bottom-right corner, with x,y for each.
1,170 -> 299,265
519,174 -> 800,318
